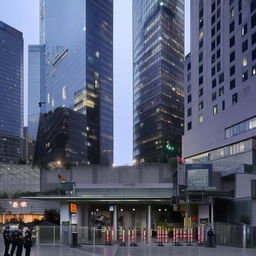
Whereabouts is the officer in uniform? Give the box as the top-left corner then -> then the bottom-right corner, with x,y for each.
3,224 -> 11,256
10,225 -> 24,256
24,226 -> 33,256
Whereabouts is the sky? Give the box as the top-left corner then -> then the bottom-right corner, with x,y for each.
0,0 -> 190,166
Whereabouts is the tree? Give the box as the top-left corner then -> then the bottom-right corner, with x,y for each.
44,209 -> 60,225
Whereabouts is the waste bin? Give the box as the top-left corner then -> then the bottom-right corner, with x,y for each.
71,232 -> 78,247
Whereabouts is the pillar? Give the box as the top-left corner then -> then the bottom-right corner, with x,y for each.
147,205 -> 151,237
113,205 -> 118,239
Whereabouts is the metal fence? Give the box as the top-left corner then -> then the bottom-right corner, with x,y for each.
215,222 -> 256,248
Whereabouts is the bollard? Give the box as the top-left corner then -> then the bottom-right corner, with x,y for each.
198,224 -> 204,246
105,228 -> 112,246
141,229 -> 146,244
173,227 -> 181,246
120,228 -> 126,246
183,228 -> 187,244
130,229 -> 138,246
173,228 -> 176,244
180,228 -> 183,243
128,228 -> 131,243
111,228 -> 116,242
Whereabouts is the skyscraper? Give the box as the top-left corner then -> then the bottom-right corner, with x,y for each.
133,0 -> 184,163
40,0 -> 113,165
0,21 -> 24,163
28,45 -> 45,140
183,0 -> 256,165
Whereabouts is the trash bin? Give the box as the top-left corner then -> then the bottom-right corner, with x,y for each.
71,232 -> 78,247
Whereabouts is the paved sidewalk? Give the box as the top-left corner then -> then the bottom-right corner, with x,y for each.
0,244 -> 256,256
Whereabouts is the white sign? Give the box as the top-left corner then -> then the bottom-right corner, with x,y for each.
109,206 -> 114,212
71,214 -> 77,225
10,201 -> 28,208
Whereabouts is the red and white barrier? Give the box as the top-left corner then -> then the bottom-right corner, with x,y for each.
130,229 -> 137,246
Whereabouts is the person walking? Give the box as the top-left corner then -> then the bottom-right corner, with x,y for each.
10,225 -> 24,256
3,224 -> 11,256
24,226 -> 33,256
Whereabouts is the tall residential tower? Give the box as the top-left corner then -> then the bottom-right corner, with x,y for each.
183,0 -> 256,165
0,21 -> 24,163
38,0 -> 113,165
133,0 -> 184,163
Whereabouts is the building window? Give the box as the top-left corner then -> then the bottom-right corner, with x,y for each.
242,24 -> 247,37
211,2 -> 216,12
187,107 -> 192,117
230,79 -> 236,90
242,40 -> 248,53
187,121 -> 192,131
211,27 -> 215,37
198,101 -> 203,110
239,0 -> 242,11
199,76 -> 203,85
199,88 -> 203,97
199,40 -> 203,48
251,0 -> 256,13
211,15 -> 216,25
187,85 -> 192,93
211,40 -> 216,50
212,54 -> 216,64
219,72 -> 224,83
230,51 -> 235,62
239,13 -> 242,25
217,21 -> 221,31
242,71 -> 248,82
187,62 -> 191,71
217,35 -> 221,46
199,64 -> 203,74
212,79 -> 216,88
212,92 -> 217,101
62,86 -> 67,100
230,8 -> 235,17
219,87 -> 224,96
222,100 -> 225,110
187,94 -> 192,103
252,12 -> 256,28
199,31 -> 204,41
199,52 -> 203,62
229,21 -> 235,33
230,36 -> 235,48
242,56 -> 248,67
198,114 -> 204,124
252,32 -> 256,45
213,105 -> 218,115
230,65 -> 235,76
217,8 -> 221,18
217,62 -> 221,72
217,49 -> 220,58
232,93 -> 238,104
252,65 -> 256,75
252,49 -> 256,61
212,66 -> 216,76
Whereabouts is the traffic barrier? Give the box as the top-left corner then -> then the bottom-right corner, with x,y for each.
180,228 -> 183,242
183,228 -> 187,243
198,224 -> 204,246
111,228 -> 116,242
141,229 -> 146,243
187,228 -> 193,246
105,228 -> 112,246
130,229 -> 137,246
120,228 -> 126,246
173,228 -> 180,246
157,228 -> 164,246
163,229 -> 168,243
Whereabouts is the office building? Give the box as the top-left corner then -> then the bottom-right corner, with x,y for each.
0,21 -> 24,163
40,0 -> 113,165
34,107 -> 88,167
133,0 -> 184,163
183,0 -> 256,166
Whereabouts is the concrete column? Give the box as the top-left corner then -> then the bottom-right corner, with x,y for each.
147,205 -> 151,237
211,203 -> 214,227
113,205 -> 118,239
60,203 -> 70,224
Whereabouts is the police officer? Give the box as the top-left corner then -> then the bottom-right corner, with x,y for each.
10,225 -> 24,256
24,226 -> 33,256
3,224 -> 11,256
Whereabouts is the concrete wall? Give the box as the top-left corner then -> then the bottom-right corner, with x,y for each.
41,163 -> 174,192
0,163 -> 40,193
235,174 -> 256,199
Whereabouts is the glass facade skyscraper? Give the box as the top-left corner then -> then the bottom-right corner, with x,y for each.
0,21 -> 24,163
28,45 -> 45,140
133,0 -> 184,163
41,0 -> 113,165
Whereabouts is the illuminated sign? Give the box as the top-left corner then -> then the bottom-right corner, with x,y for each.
69,203 -> 77,214
10,201 -> 28,208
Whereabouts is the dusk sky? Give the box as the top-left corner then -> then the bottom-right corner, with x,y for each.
0,0 -> 190,166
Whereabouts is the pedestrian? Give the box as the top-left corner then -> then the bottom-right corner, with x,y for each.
24,226 -> 33,256
207,227 -> 214,247
10,224 -> 24,256
3,224 -> 11,256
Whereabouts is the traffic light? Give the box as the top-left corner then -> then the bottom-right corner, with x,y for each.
166,144 -> 175,151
